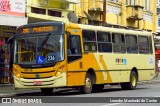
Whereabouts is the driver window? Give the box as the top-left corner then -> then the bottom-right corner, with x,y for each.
67,35 -> 82,63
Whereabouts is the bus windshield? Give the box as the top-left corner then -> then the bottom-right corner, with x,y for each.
14,33 -> 64,65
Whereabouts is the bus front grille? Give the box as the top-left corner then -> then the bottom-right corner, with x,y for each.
21,70 -> 55,79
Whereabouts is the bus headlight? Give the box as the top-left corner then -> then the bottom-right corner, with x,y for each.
13,70 -> 21,78
56,65 -> 65,77
17,74 -> 21,77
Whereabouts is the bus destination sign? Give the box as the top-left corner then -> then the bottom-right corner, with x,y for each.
19,26 -> 57,34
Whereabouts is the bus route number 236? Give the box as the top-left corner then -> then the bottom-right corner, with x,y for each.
47,55 -> 55,61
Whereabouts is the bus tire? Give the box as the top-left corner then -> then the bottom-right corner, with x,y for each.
120,71 -> 137,90
80,73 -> 93,94
41,88 -> 53,95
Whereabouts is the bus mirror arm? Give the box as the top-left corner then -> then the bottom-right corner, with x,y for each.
65,31 -> 71,37
8,36 -> 15,43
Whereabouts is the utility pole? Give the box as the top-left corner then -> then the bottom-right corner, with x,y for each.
103,0 -> 106,26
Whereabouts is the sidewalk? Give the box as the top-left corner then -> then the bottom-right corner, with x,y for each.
0,84 -> 40,97
138,72 -> 160,84
0,73 -> 160,97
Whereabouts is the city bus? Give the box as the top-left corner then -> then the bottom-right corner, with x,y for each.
8,22 -> 155,95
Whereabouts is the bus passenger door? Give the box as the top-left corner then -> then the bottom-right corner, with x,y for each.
66,31 -> 83,86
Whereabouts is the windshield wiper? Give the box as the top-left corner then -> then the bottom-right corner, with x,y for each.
25,37 -> 30,51
41,33 -> 51,48
37,33 -> 51,55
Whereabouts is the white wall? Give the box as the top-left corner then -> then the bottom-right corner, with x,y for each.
0,15 -> 28,26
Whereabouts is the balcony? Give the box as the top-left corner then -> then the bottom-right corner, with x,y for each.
88,7 -> 103,13
126,5 -> 144,20
88,0 -> 103,12
51,0 -> 80,4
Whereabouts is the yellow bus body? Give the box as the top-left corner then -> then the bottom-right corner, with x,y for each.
13,22 -> 155,89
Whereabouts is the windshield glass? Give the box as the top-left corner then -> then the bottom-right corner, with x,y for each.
14,33 -> 64,65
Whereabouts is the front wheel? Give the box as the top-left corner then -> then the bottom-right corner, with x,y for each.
120,71 -> 138,90
80,73 -> 93,94
41,88 -> 53,95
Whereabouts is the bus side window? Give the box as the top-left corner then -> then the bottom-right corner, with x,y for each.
67,35 -> 82,63
126,35 -> 138,54
138,36 -> 149,54
97,31 -> 112,52
112,33 -> 126,53
82,30 -> 97,52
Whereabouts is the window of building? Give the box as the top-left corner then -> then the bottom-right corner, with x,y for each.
109,0 -> 119,3
126,0 -> 138,5
97,31 -> 112,52
143,0 -> 152,11
112,33 -> 126,53
157,0 -> 160,7
138,36 -> 149,54
48,10 -> 62,17
157,8 -> 160,15
82,30 -> 97,52
126,35 -> 138,54
31,7 -> 46,15
158,19 -> 160,27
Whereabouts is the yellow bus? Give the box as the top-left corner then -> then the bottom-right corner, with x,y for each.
9,22 -> 155,95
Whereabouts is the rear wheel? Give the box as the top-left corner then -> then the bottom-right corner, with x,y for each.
120,71 -> 137,90
41,88 -> 53,95
80,73 -> 93,94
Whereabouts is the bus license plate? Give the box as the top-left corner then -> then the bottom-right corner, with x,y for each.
33,81 -> 42,85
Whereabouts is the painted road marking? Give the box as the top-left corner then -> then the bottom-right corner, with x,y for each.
101,103 -> 121,106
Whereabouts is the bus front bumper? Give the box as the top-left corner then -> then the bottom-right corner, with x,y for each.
14,73 -> 67,89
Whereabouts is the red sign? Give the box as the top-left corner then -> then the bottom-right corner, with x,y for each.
0,0 -> 25,17
0,0 -> 10,12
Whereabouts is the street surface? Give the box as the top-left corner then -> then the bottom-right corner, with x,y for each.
0,82 -> 160,106
0,73 -> 159,106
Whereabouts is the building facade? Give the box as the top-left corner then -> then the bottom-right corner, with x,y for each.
74,0 -> 157,33
26,0 -> 80,23
157,0 -> 160,35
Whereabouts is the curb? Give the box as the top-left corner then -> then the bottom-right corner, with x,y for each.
138,79 -> 160,85
0,93 -> 16,98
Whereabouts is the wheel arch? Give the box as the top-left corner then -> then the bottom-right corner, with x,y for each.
131,67 -> 138,81
86,68 -> 96,84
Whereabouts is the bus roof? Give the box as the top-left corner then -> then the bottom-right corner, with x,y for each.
18,21 -> 152,36
66,23 -> 152,36
17,21 -> 65,28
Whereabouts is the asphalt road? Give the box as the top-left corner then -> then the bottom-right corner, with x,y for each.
0,82 -> 160,106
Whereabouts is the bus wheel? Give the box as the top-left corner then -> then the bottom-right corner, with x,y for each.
80,73 -> 93,94
41,88 -> 53,95
120,71 -> 137,90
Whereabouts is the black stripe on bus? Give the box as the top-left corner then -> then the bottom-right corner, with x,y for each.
67,68 -> 155,73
